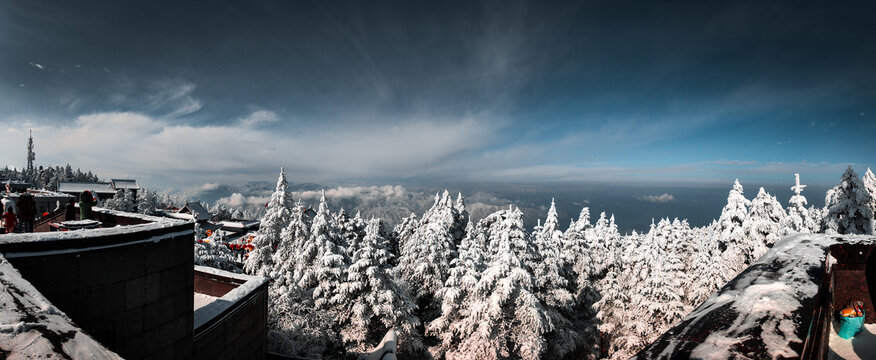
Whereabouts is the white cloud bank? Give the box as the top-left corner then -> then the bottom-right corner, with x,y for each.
639,193 -> 675,203
0,111 -> 496,188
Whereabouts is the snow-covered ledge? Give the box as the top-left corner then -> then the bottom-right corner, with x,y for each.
0,207 -> 191,256
637,233 -> 876,359
193,265 -> 269,331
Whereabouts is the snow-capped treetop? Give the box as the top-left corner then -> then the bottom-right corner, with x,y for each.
397,190 -> 460,301
823,166 -> 874,235
244,167 -> 293,276
455,192 -> 467,217
787,174 -> 817,233
272,202 -> 311,281
542,198 -> 560,237
863,167 -> 876,225
743,187 -> 787,263
295,191 -> 349,311
719,179 -> 751,233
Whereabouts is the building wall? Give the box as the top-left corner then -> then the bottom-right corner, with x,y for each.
193,284 -> 268,360
2,222 -> 194,360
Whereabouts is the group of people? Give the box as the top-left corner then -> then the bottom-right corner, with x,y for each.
2,192 -> 36,234
1,190 -> 98,234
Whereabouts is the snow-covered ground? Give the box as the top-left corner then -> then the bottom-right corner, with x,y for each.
829,322 -> 876,360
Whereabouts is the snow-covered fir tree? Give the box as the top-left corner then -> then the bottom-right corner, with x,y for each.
271,199 -> 310,282
823,166 -> 874,235
135,188 -> 162,215
562,207 -> 596,303
335,208 -> 364,256
634,219 -> 688,344
743,187 -> 786,263
428,221 -> 485,359
194,237 -> 242,273
716,179 -> 751,276
786,173 -> 818,233
244,168 -> 293,276
688,221 -> 724,306
863,167 -> 876,232
392,213 -> 419,259
295,190 -> 349,310
336,218 -> 421,354
445,207 -> 552,360
588,212 -> 615,279
397,191 -> 460,315
104,189 -> 135,212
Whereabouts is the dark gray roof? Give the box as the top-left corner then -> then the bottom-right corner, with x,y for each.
179,201 -> 212,221
110,179 -> 140,190
58,182 -> 116,194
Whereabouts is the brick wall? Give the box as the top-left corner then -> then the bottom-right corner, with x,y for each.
3,222 -> 195,360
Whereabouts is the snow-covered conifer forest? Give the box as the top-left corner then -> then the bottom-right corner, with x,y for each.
197,166 -> 876,359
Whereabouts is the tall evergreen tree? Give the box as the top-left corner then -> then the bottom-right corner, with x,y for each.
717,179 -> 751,276
295,191 -> 349,310
863,167 -> 876,232
244,168 -> 293,276
397,191 -> 460,313
823,166 -> 874,234
743,187 -> 786,263
428,220 -> 485,359
336,218 -> 421,353
445,208 -> 552,360
786,173 -> 818,233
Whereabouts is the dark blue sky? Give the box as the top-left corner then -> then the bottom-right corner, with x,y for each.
0,0 -> 873,188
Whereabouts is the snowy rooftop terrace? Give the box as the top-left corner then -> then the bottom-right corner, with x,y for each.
4,206 -> 190,243
0,207 -> 198,359
637,233 -> 876,360
192,266 -> 269,358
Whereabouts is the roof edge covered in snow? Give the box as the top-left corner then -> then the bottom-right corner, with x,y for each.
193,265 -> 269,332
0,207 -> 191,255
636,233 -> 876,360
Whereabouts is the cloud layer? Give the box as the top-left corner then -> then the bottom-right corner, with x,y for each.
0,111 -> 496,187
639,193 -> 675,203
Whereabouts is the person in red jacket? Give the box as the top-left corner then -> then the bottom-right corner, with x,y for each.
2,208 -> 16,234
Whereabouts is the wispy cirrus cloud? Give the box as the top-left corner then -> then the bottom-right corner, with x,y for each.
239,110 -> 279,128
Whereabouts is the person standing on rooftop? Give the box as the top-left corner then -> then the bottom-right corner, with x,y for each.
79,190 -> 97,220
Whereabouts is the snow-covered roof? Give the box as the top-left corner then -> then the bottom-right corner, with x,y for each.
58,182 -> 116,194
4,189 -> 75,199
0,207 -> 191,249
637,233 -> 876,359
109,178 -> 140,190
0,254 -> 122,359
193,265 -> 269,331
178,201 -> 212,221
218,219 -> 260,232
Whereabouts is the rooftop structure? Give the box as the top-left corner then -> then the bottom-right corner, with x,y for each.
110,178 -> 141,190
58,181 -> 117,200
0,207 -> 269,359
168,201 -> 213,222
